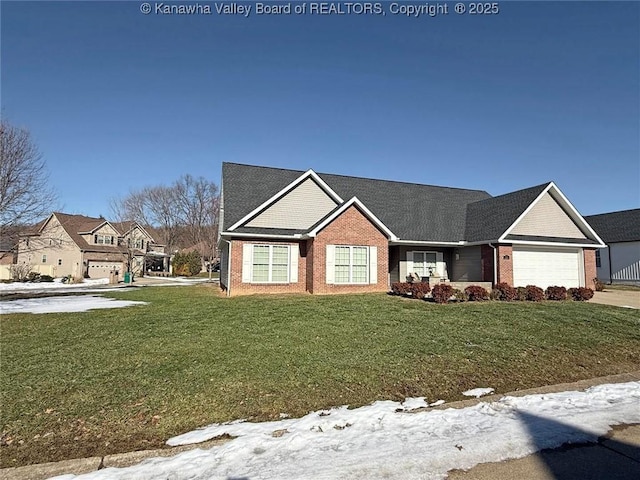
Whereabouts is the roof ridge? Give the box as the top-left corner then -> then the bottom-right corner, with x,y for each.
223,162 -> 490,195
585,207 -> 640,217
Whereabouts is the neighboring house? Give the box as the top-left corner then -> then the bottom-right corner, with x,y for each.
17,213 -> 170,279
218,163 -> 605,296
584,209 -> 640,285
0,236 -> 18,280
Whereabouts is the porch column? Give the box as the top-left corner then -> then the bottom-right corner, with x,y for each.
496,245 -> 513,286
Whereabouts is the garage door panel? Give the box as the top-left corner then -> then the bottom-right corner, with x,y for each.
513,247 -> 582,288
88,261 -> 123,279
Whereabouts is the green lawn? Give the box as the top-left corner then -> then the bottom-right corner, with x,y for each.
1,285 -> 639,467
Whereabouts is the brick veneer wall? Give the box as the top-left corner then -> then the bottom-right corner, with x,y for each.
583,248 -> 597,289
311,205 -> 389,294
228,239 -> 307,296
496,244 -> 513,285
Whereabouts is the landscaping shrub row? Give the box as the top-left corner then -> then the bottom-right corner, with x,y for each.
390,281 -> 594,304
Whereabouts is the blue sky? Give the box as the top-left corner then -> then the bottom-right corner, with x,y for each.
2,1 -> 638,219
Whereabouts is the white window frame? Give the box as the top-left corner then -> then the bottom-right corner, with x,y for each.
251,244 -> 291,284
334,245 -> 369,285
326,245 -> 377,285
42,254 -> 47,263
95,234 -> 114,245
412,251 -> 437,277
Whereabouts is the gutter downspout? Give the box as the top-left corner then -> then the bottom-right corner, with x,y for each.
220,238 -> 231,297
607,245 -> 612,284
488,243 -> 498,285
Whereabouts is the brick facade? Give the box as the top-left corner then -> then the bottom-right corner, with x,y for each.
310,205 -> 389,294
228,239 -> 308,296
583,248 -> 597,289
495,244 -> 513,285
227,206 -> 389,296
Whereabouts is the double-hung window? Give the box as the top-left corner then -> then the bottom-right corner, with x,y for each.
251,245 -> 290,283
95,234 -> 114,245
412,252 -> 437,277
326,245 -> 377,285
334,246 -> 369,284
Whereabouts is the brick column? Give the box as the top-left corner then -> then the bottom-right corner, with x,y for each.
496,244 -> 513,286
583,248 -> 597,289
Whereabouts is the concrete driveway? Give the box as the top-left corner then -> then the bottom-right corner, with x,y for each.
590,289 -> 640,309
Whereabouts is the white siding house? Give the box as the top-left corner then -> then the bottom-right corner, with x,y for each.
585,209 -> 640,285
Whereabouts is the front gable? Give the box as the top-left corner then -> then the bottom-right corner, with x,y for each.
227,169 -> 343,232
508,191 -> 587,239
500,183 -> 605,247
245,177 -> 339,230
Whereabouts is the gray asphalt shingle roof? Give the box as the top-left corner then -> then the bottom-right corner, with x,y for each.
584,209 -> 640,243
222,163 -> 493,242
464,183 -> 550,242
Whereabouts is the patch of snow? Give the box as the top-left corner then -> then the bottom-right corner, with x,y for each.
0,295 -> 147,314
51,382 -> 640,480
400,397 -> 429,411
430,399 -> 446,407
463,387 -> 495,398
0,278 -> 109,294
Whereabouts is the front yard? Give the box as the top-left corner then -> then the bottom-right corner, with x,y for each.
1,285 -> 639,468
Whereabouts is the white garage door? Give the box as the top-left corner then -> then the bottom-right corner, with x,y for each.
88,261 -> 123,279
512,247 -> 583,288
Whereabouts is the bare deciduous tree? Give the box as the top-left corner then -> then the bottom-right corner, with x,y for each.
174,175 -> 219,278
110,175 -> 220,277
0,120 -> 57,258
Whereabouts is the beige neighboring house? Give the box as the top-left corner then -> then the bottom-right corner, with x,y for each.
17,212 -> 170,280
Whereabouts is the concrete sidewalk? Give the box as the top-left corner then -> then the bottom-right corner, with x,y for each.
590,289 -> 640,309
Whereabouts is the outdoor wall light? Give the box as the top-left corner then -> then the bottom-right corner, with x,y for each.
503,255 -> 510,260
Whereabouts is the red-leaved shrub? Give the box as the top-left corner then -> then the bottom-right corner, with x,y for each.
568,287 -> 594,301
525,285 -> 545,302
410,282 -> 431,300
464,285 -> 489,301
493,282 -> 517,301
391,282 -> 411,296
432,283 -> 454,304
545,286 -> 567,301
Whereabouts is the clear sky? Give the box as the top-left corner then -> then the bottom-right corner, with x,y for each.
2,0 -> 638,219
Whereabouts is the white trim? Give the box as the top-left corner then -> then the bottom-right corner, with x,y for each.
499,183 -> 606,247
369,245 -> 377,284
307,197 -> 397,240
220,232 -> 301,240
248,244 -> 292,284
326,245 -> 335,284
290,244 -> 299,283
227,169 -> 344,231
488,243 -> 497,285
508,240 -> 603,248
332,244 -> 370,285
391,240 -> 465,246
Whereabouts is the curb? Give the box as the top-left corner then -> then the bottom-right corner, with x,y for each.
2,371 -> 639,480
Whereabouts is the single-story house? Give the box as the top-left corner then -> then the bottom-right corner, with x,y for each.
17,212 -> 170,279
584,209 -> 640,285
218,163 -> 605,296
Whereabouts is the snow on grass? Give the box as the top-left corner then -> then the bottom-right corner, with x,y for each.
462,387 -> 495,398
0,278 -> 109,294
52,381 -> 640,480
0,295 -> 147,314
